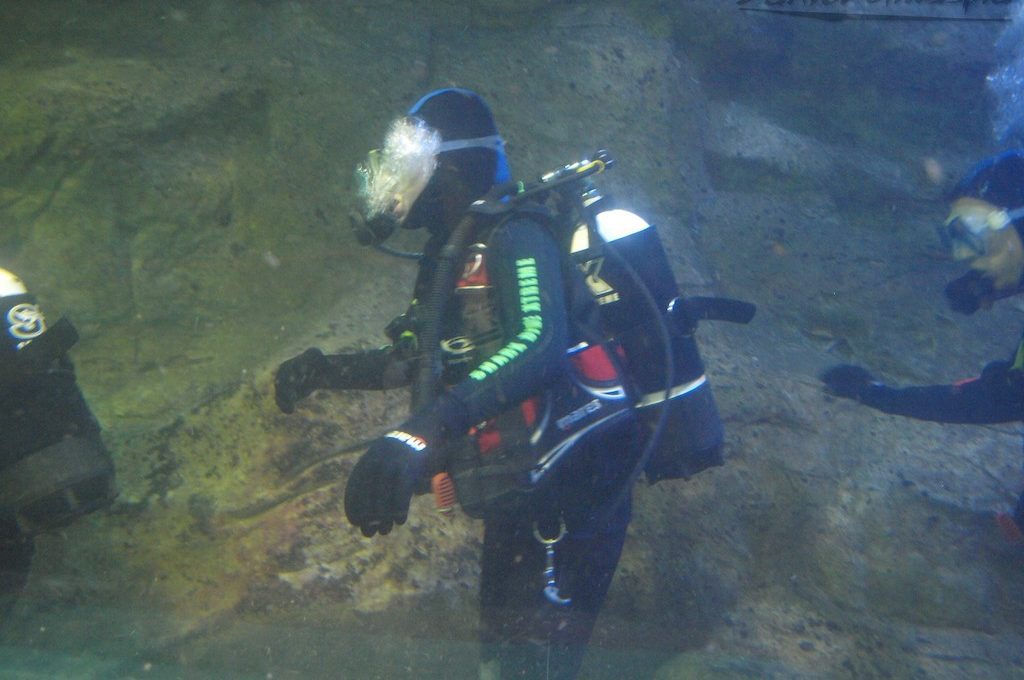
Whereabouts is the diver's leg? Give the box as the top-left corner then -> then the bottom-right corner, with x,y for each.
541,496 -> 630,679
477,497 -> 630,680
479,514 -> 547,678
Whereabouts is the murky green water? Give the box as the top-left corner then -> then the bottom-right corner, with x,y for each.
2,2 -> 1024,678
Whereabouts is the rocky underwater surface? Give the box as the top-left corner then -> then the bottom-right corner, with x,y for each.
1,1 -> 1023,678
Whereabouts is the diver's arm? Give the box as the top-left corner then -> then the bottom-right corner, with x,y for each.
319,346 -> 413,391
274,345 -> 413,413
860,360 -> 1024,424
438,217 -> 568,432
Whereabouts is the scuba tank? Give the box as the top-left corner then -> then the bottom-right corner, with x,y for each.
0,269 -> 117,534
534,151 -> 752,483
569,193 -> 728,481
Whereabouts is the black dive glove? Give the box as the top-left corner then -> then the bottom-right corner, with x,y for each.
344,404 -> 446,537
274,348 -> 329,414
944,270 -> 996,316
821,364 -> 879,401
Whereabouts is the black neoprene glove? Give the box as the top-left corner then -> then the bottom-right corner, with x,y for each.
821,364 -> 879,401
944,270 -> 996,316
344,403 -> 447,537
274,348 -> 329,414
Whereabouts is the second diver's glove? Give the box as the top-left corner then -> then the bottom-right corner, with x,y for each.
944,270 -> 996,316
820,364 -> 880,401
343,403 -> 447,537
274,348 -> 330,414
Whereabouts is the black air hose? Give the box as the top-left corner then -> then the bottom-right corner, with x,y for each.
409,212 -> 480,411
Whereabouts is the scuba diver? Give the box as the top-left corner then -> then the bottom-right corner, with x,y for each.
275,88 -> 747,678
0,268 -> 117,620
821,149 -> 1024,544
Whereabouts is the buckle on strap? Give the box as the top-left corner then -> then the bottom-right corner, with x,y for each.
533,519 -> 571,606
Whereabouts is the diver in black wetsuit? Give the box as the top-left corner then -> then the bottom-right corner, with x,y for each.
822,150 -> 1024,543
274,89 -> 657,679
0,268 -> 117,620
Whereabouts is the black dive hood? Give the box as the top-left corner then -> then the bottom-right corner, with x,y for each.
350,89 -> 510,252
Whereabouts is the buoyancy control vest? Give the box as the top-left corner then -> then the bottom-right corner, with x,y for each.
437,218 -> 638,518
426,151 -> 754,516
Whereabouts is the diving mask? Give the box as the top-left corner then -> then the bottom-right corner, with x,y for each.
351,115 -> 506,245
351,117 -> 443,245
944,197 -> 1024,292
944,198 -> 1019,258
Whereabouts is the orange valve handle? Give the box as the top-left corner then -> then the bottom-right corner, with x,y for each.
431,472 -> 457,513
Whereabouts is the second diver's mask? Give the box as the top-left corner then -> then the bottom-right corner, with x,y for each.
350,116 -> 505,246
944,197 -> 1024,292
